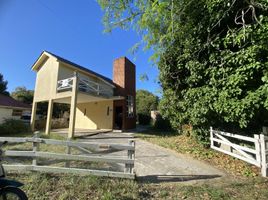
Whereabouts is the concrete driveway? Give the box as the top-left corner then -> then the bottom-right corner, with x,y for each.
77,132 -> 226,183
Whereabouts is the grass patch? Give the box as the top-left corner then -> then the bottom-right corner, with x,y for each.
1,130 -> 268,199
6,172 -> 268,200
9,173 -> 139,200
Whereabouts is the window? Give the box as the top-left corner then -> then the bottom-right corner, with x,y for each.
12,109 -> 23,116
126,95 -> 134,117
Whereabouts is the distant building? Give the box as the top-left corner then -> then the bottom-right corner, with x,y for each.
0,94 -> 31,123
151,110 -> 161,122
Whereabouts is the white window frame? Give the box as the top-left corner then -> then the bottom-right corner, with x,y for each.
126,95 -> 134,118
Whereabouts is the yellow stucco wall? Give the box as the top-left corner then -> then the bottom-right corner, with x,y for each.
75,100 -> 113,130
58,63 -> 99,82
57,63 -> 75,81
0,107 -> 21,123
34,57 -> 59,102
33,57 -> 115,103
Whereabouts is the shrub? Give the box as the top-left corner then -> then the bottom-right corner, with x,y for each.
153,115 -> 172,130
0,119 -> 30,135
137,114 -> 151,125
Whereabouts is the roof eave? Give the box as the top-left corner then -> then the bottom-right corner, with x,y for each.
31,51 -> 50,71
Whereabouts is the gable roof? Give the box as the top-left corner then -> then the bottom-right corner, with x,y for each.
32,51 -> 115,87
0,94 -> 31,109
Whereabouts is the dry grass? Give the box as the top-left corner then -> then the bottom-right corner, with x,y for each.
2,131 -> 268,199
135,130 -> 260,177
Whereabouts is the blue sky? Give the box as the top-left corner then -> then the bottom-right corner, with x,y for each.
0,0 -> 160,95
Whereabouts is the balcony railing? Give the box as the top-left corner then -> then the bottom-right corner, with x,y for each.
57,76 -> 113,97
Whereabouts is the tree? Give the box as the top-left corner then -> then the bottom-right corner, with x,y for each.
0,73 -> 9,95
98,0 -> 268,141
11,87 -> 34,104
136,89 -> 159,115
136,89 -> 159,125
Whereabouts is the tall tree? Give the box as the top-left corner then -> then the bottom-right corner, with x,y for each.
0,73 -> 9,95
98,0 -> 268,140
11,86 -> 34,104
136,89 -> 159,115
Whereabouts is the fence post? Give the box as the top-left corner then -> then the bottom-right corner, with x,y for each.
210,127 -> 213,148
125,140 -> 135,174
260,127 -> 268,177
254,134 -> 261,167
65,139 -> 71,168
32,131 -> 40,166
262,127 -> 268,136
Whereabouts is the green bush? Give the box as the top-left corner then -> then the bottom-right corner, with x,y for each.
137,114 -> 151,125
153,115 -> 172,130
0,119 -> 30,135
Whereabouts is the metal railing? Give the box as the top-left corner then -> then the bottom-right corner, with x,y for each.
57,76 -> 114,97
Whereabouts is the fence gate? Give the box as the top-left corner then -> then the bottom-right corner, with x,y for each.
0,133 -> 136,179
210,127 -> 268,177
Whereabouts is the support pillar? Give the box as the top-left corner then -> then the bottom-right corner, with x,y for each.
68,72 -> 78,138
30,102 -> 38,131
45,99 -> 54,135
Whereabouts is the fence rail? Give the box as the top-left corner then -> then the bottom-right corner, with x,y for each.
0,133 -> 135,179
210,127 -> 268,177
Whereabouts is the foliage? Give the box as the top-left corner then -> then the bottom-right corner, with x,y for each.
36,102 -> 70,118
136,90 -> 159,125
158,0 -> 268,136
137,113 -> 151,125
153,115 -> 172,130
0,73 -> 9,95
0,119 -> 30,135
10,86 -> 70,118
136,90 -> 159,115
98,0 -> 268,141
11,86 -> 34,104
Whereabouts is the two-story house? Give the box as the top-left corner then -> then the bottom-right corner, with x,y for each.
30,51 -> 136,138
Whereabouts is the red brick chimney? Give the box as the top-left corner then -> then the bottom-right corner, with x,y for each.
113,57 -> 136,130
113,57 -> 136,96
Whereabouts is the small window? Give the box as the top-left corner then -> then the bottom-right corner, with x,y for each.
126,95 -> 134,118
12,109 -> 23,116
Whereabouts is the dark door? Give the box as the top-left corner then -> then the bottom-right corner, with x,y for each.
114,106 -> 123,129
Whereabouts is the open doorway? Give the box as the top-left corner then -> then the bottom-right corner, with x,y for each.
114,106 -> 123,130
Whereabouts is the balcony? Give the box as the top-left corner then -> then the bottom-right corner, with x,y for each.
57,76 -> 114,98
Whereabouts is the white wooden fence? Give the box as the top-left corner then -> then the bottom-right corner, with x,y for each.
0,133 -> 135,179
210,127 -> 268,177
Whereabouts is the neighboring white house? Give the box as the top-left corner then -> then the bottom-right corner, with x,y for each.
0,94 -> 32,123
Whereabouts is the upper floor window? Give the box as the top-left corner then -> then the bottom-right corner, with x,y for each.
126,95 -> 134,117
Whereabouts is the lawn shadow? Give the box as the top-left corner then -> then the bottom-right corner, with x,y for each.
137,174 -> 221,183
135,125 -> 179,138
